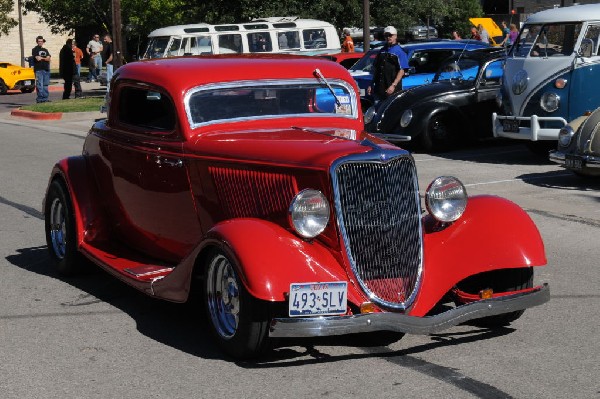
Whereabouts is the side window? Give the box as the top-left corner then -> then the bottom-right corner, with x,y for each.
303,29 -> 326,49
167,38 -> 182,56
117,87 -> 176,132
582,25 -> 600,56
218,34 -> 242,53
248,32 -> 272,52
193,35 -> 213,55
277,31 -> 300,50
409,50 -> 454,73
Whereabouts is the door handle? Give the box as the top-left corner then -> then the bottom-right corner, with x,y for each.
154,156 -> 183,167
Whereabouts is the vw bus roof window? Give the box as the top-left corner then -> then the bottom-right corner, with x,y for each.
512,23 -> 581,58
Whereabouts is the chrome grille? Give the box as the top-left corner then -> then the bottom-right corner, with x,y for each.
333,154 -> 422,310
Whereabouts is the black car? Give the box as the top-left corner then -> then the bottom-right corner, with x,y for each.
365,50 -> 505,152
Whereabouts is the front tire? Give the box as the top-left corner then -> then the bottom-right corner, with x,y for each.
21,87 -> 35,93
0,79 -> 8,95
44,179 -> 82,275
203,249 -> 270,359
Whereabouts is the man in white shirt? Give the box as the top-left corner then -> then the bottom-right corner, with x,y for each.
86,33 -> 103,82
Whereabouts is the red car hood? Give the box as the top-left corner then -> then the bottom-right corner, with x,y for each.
186,127 -> 396,168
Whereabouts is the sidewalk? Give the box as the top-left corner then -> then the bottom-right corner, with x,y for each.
1,80 -> 107,136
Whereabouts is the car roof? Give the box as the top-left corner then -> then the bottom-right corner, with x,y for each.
526,3 -> 600,24
362,40 -> 489,56
115,55 -> 357,94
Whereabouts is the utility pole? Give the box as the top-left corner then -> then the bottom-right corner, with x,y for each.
111,0 -> 123,68
18,0 -> 25,67
363,0 -> 370,52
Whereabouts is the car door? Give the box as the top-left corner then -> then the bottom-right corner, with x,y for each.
92,83 -> 203,263
475,59 -> 504,136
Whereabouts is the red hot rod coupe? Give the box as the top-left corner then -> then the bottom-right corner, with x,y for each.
44,55 -> 549,359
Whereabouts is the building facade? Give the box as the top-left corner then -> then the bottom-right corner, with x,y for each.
0,2 -> 69,68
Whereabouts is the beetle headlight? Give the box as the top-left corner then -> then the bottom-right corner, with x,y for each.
289,189 -> 330,238
425,176 -> 467,223
400,109 -> 413,128
512,69 -> 528,95
540,92 -> 560,112
364,106 -> 376,124
558,125 -> 575,147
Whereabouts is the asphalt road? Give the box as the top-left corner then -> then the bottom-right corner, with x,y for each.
0,112 -> 599,398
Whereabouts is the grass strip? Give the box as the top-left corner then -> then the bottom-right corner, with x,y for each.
20,97 -> 105,113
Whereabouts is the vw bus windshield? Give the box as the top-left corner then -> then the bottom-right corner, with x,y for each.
511,23 -> 581,58
144,37 -> 171,59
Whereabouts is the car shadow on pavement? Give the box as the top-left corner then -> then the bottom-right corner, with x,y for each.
516,170 -> 600,197
6,245 -> 225,360
412,141 -> 556,166
7,245 -> 517,365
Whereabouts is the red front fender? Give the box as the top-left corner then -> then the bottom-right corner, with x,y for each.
204,219 -> 366,305
410,195 -> 547,316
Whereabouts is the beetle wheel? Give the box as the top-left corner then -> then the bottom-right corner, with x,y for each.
421,114 -> 454,152
204,249 -> 270,359
44,179 -> 82,275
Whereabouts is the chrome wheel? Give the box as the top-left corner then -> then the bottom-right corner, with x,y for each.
206,253 -> 240,339
49,197 -> 67,259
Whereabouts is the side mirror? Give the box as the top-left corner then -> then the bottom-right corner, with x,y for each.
578,38 -> 594,58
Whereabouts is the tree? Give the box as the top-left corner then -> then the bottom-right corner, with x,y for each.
0,0 -> 18,36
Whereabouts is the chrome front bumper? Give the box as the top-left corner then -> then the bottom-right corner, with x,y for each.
549,150 -> 600,169
269,284 -> 550,338
493,113 -> 567,141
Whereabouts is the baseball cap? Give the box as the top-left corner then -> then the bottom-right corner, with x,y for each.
383,26 -> 397,35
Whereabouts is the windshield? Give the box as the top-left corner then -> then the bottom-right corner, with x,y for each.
187,82 -> 356,127
349,50 -> 377,73
434,58 -> 481,82
143,37 -> 171,59
511,23 -> 581,58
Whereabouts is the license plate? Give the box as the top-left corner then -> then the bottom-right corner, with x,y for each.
565,155 -> 584,170
502,119 -> 520,133
289,282 -> 347,317
24,80 -> 31,85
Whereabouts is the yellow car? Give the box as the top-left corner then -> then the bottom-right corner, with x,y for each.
0,62 -> 36,94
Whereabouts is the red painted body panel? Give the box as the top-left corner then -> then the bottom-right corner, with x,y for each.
409,195 -> 546,316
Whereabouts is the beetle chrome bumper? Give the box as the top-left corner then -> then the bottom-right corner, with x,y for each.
549,150 -> 600,169
269,284 -> 550,338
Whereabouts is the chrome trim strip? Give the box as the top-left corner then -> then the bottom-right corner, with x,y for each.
269,284 -> 550,338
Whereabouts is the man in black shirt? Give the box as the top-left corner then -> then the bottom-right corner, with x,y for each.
59,38 -> 82,99
102,34 -> 113,91
32,35 -> 51,103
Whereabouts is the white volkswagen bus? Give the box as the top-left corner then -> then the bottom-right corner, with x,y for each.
492,4 -> 600,153
142,17 -> 340,59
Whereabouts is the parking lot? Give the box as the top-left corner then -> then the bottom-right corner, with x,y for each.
1,90 -> 599,398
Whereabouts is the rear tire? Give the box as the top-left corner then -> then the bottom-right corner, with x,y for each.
420,114 -> 454,152
203,249 -> 270,359
0,79 -> 8,95
44,179 -> 83,275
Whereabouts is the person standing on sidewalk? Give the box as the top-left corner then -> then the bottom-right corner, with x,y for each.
59,38 -> 82,99
32,35 -> 51,103
72,40 -> 84,77
102,34 -> 113,91
86,34 -> 103,82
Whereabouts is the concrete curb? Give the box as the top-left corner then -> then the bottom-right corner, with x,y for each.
10,109 -> 63,120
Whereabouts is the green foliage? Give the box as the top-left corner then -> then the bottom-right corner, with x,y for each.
21,0 -> 484,53
21,96 -> 104,112
0,0 -> 18,36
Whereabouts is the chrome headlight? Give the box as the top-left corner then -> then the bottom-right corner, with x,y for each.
364,106 -> 376,124
558,125 -> 575,147
512,69 -> 528,95
540,92 -> 560,112
425,176 -> 468,223
289,189 -> 330,238
400,109 -> 413,128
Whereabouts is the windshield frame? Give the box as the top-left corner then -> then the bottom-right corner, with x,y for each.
184,78 -> 358,129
